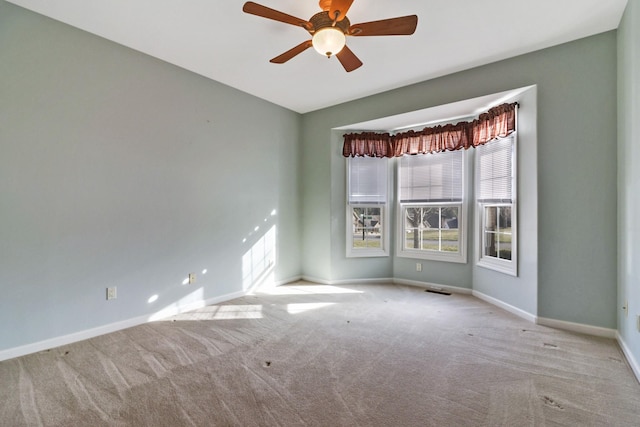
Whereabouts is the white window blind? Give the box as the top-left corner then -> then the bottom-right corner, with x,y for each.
347,157 -> 388,204
399,150 -> 463,203
477,135 -> 514,203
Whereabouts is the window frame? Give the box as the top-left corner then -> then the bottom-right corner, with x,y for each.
397,201 -> 467,263
345,157 -> 390,258
346,204 -> 389,257
475,133 -> 518,276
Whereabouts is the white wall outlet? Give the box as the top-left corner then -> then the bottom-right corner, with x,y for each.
188,273 -> 196,284
416,263 -> 422,272
623,300 -> 628,317
106,287 -> 117,300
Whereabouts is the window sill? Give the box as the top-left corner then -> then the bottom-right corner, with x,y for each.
347,249 -> 389,258
477,258 -> 517,276
397,250 -> 466,264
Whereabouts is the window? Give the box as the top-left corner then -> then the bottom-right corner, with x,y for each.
397,150 -> 466,263
476,134 -> 517,275
346,157 -> 388,257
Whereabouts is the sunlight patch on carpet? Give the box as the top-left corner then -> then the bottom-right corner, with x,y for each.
262,284 -> 364,296
286,302 -> 336,314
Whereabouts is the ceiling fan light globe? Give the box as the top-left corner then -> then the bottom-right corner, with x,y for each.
312,27 -> 346,57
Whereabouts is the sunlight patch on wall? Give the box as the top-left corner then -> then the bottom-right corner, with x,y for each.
242,225 -> 276,291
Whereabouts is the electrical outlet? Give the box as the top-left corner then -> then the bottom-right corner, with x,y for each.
623,300 -> 628,317
188,273 -> 196,284
106,287 -> 117,300
416,263 -> 422,272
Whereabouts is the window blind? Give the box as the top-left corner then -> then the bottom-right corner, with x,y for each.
476,135 -> 514,203
399,150 -> 463,203
348,157 -> 388,204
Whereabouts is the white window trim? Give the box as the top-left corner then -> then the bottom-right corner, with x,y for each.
396,202 -> 467,263
476,133 -> 518,276
346,203 -> 389,257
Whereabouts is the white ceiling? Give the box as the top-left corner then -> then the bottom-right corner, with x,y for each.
7,0 -> 628,113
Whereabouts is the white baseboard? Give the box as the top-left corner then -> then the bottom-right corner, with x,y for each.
247,273 -> 302,291
472,290 -> 537,323
300,275 -> 394,286
394,278 -> 473,295
299,275 -> 332,285
536,316 -> 617,339
330,277 -> 395,285
301,276 -> 473,296
0,289 -> 250,363
300,276 -> 472,296
617,333 -> 640,384
274,275 -> 302,286
0,314 -> 151,363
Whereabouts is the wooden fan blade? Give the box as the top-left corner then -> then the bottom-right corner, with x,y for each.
335,45 -> 363,72
329,0 -> 354,22
270,40 -> 313,64
243,2 -> 310,28
349,15 -> 418,36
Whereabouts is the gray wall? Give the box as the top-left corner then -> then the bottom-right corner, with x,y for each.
618,0 -> 640,373
0,2 -> 302,353
472,87 -> 538,317
302,31 -> 618,329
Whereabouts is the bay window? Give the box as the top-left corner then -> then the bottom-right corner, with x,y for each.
342,102 -> 518,272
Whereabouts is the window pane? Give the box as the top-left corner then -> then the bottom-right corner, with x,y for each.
484,206 -> 497,232
442,208 -> 459,252
483,205 -> 513,260
442,231 -> 459,252
405,207 -> 422,228
498,247 -> 512,260
498,206 -> 512,229
402,205 -> 460,254
423,207 -> 440,229
442,207 -> 459,230
497,206 -> 512,260
422,228 -> 440,251
404,207 -> 421,249
352,207 -> 382,249
405,230 -> 420,249
484,231 -> 497,257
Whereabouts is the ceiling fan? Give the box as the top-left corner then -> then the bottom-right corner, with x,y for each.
242,0 -> 418,72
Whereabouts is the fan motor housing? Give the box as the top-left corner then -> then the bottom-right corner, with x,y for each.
309,11 -> 350,34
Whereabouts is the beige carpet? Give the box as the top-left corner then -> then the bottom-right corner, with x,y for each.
1,281 -> 639,426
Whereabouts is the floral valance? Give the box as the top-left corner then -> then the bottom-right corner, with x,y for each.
343,102 -> 518,158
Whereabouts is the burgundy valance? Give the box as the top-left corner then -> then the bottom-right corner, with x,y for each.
343,102 -> 517,158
